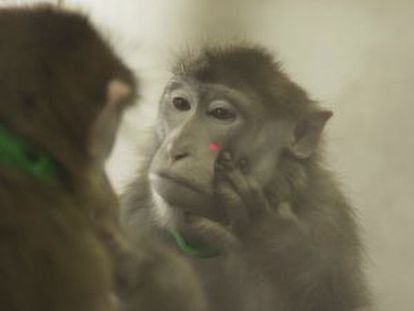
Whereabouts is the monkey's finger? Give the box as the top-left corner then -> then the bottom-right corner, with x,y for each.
238,158 -> 250,175
220,167 -> 251,202
223,168 -> 272,220
215,177 -> 251,229
215,162 -> 225,172
215,178 -> 243,207
243,178 -> 272,219
220,151 -> 232,161
215,160 -> 232,173
216,150 -> 235,170
219,187 -> 249,227
189,215 -> 241,251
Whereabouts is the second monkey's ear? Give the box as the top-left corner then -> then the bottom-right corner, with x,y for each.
89,79 -> 133,163
288,108 -> 333,159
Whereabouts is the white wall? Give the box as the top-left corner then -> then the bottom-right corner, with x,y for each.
3,1 -> 413,310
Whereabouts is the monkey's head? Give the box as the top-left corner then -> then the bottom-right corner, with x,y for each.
0,6 -> 136,186
0,6 -> 135,182
149,45 -> 331,243
0,7 -> 138,243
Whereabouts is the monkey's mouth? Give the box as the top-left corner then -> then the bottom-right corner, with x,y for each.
156,172 -> 206,195
150,172 -> 216,217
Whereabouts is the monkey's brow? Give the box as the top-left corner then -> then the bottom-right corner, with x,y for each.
165,79 -> 251,112
165,80 -> 185,92
204,85 -> 252,110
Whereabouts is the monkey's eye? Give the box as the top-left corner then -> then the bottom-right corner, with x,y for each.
208,107 -> 235,121
172,97 -> 191,111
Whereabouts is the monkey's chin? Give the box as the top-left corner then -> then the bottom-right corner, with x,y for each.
150,174 -> 239,253
149,173 -> 214,216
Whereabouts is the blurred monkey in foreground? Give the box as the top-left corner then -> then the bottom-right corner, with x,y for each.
0,6 -> 135,311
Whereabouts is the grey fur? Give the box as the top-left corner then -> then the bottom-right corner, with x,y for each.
121,45 -> 370,311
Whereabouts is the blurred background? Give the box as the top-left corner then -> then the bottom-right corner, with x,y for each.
2,0 -> 413,310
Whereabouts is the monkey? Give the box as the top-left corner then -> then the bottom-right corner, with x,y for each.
0,6 -> 136,311
0,6 -> 209,311
121,44 -> 370,311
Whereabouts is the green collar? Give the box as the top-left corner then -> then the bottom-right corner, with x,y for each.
0,125 -> 60,181
170,229 -> 220,258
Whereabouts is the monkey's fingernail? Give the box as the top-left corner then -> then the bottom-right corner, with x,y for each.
221,151 -> 231,161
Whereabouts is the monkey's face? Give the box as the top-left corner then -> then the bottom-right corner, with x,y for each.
149,77 -> 285,228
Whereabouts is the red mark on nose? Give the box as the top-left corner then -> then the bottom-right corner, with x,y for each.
209,143 -> 220,152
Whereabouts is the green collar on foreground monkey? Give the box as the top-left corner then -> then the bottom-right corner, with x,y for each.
0,125 -> 60,181
169,229 -> 221,258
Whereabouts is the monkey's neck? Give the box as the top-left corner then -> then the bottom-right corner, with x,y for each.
0,125 -> 61,181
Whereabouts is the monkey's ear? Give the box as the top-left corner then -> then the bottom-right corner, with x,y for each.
288,109 -> 333,159
89,79 -> 133,163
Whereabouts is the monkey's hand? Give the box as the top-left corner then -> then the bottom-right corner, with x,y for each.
215,151 -> 305,248
214,151 -> 277,235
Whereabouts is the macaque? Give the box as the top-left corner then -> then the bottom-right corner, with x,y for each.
122,44 -> 369,311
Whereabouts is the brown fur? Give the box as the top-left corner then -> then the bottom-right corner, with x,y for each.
0,6 -> 135,311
